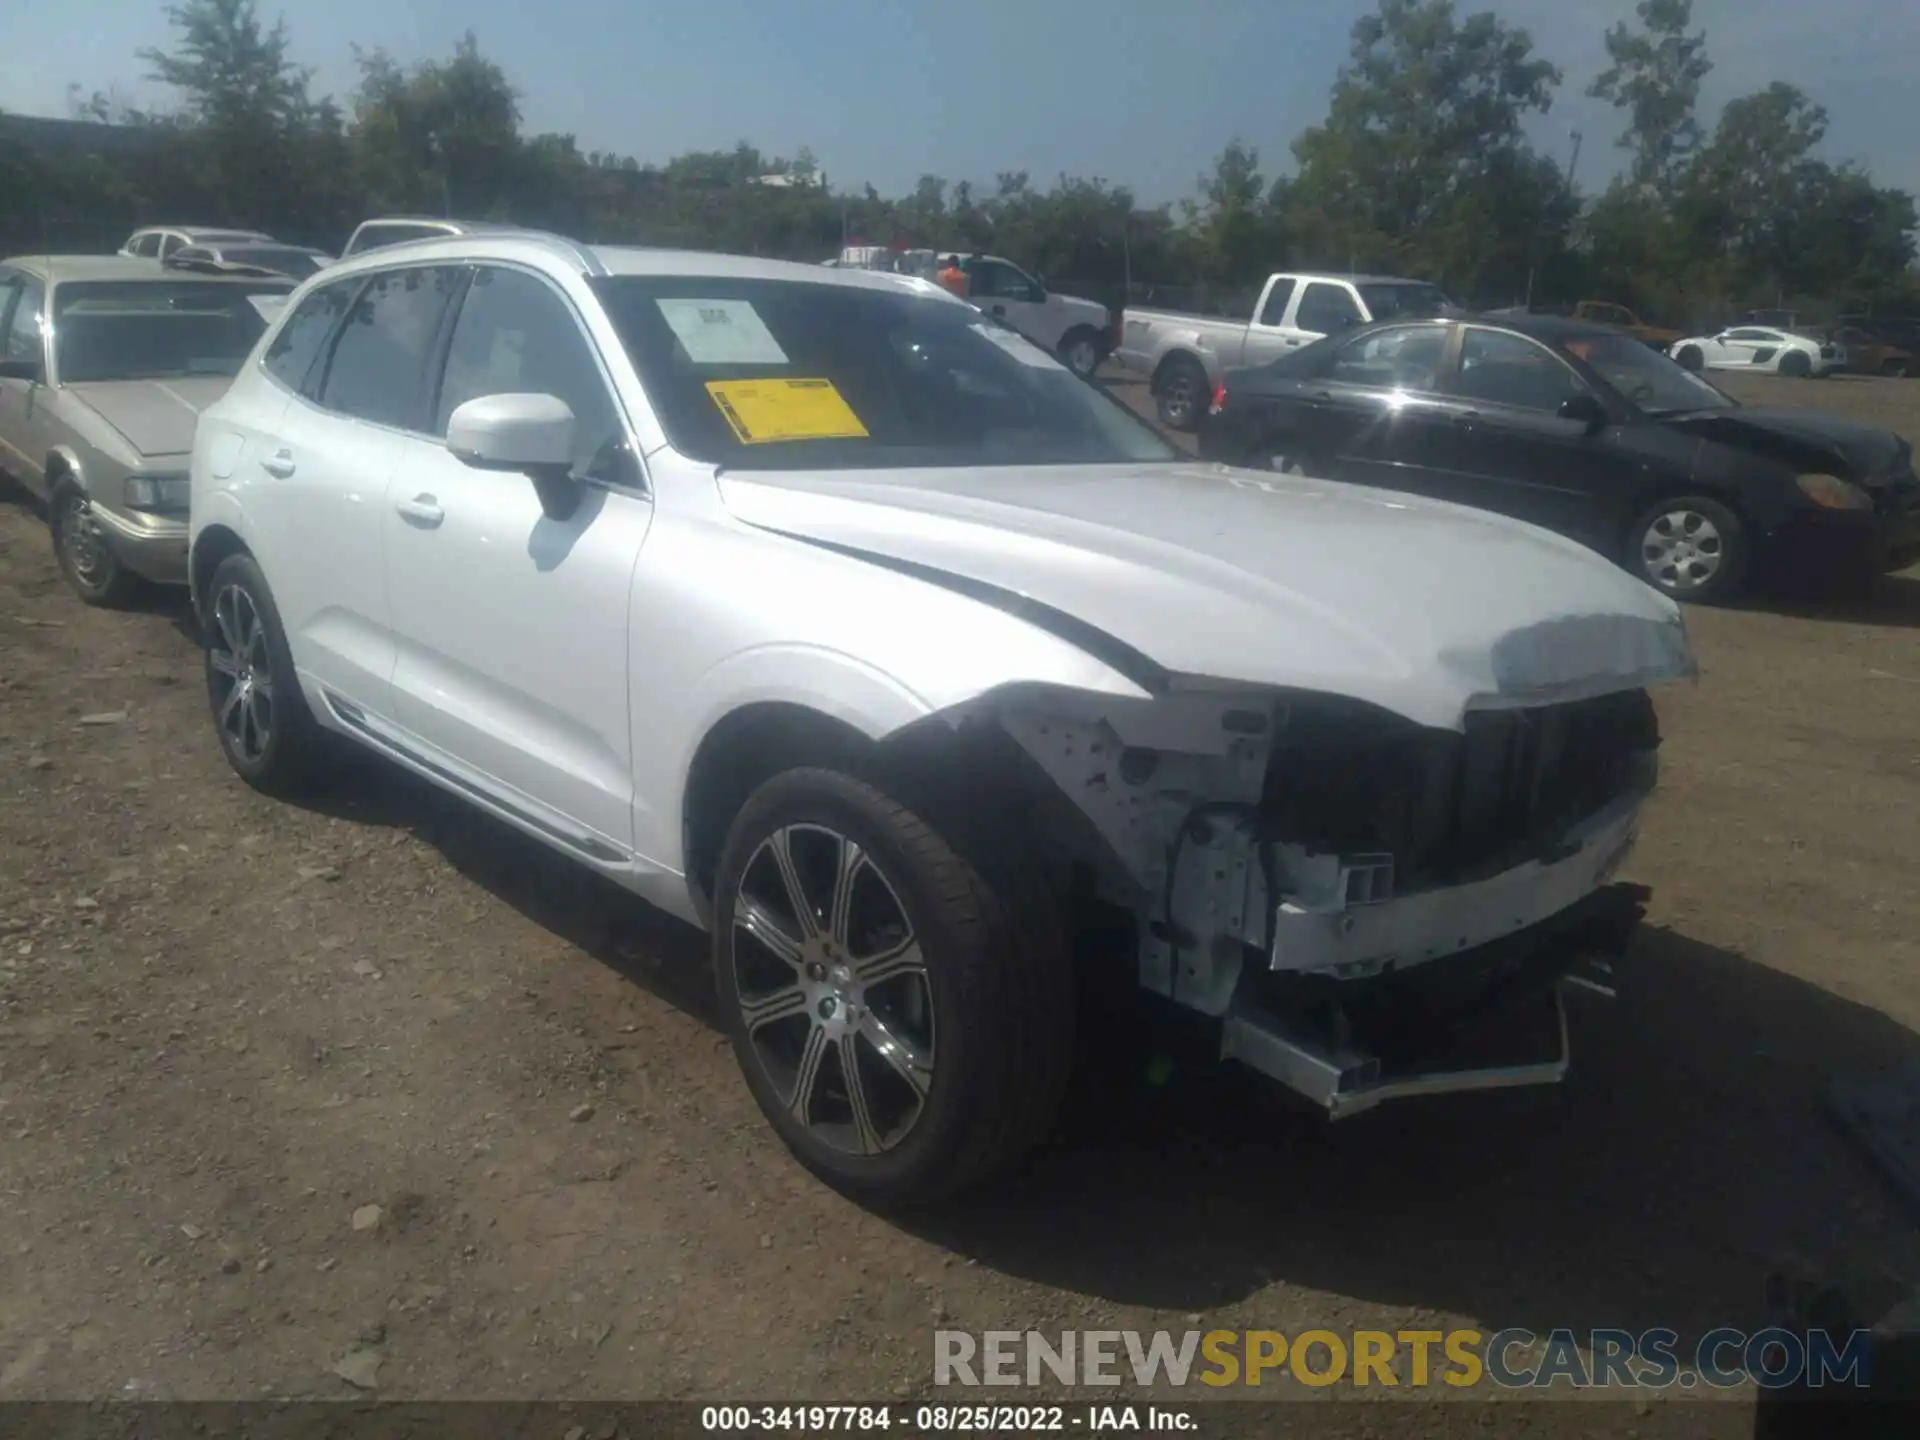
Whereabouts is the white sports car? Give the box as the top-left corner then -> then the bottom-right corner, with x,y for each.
1670,325 -> 1844,378
187,233 -> 1696,1202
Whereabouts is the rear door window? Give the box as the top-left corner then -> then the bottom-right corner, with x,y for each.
1328,324 -> 1450,392
1257,278 -> 1297,327
264,278 -> 358,395
314,266 -> 463,430
1451,329 -> 1587,411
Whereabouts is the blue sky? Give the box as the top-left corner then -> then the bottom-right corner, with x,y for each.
3,0 -> 1914,205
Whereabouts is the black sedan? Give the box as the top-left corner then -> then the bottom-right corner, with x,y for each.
1197,314 -> 1920,602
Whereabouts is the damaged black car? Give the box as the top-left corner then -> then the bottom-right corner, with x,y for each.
1198,314 -> 1920,603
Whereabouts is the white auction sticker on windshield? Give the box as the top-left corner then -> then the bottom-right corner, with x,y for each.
970,321 -> 1062,369
655,299 -> 790,365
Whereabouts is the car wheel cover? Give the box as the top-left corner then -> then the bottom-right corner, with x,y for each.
208,583 -> 276,763
1162,373 -> 1197,424
731,823 -> 935,1157
1641,509 -> 1725,592
1065,337 -> 1098,375
57,493 -> 112,591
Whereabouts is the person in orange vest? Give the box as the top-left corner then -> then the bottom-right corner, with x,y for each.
936,255 -> 969,299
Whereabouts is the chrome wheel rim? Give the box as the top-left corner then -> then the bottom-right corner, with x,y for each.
731,823 -> 934,1156
1162,375 -> 1196,425
58,493 -> 111,590
208,584 -> 275,763
1065,338 -> 1099,376
1642,510 -> 1724,592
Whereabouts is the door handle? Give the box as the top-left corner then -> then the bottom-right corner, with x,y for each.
1305,390 -> 1334,406
1450,410 -> 1482,426
395,494 -> 444,527
260,449 -> 295,478
991,304 -> 1006,316
1285,338 -> 1301,347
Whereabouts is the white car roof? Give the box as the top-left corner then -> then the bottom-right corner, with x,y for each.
305,232 -> 963,305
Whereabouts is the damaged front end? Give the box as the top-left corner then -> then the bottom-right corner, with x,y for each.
992,681 -> 1663,1118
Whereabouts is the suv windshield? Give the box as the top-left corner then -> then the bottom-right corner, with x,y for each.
590,274 -> 1181,470
1357,282 -> 1453,321
54,279 -> 290,383
1562,331 -> 1733,414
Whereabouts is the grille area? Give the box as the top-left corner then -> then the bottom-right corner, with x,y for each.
1261,689 -> 1658,888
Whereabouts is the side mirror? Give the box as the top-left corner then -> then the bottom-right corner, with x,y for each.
446,392 -> 581,519
1558,393 -> 1608,433
447,392 -> 576,473
0,357 -> 42,384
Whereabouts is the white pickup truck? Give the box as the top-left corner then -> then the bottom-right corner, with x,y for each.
1116,271 -> 1456,429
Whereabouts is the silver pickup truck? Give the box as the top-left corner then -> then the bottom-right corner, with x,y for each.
1116,271 -> 1455,429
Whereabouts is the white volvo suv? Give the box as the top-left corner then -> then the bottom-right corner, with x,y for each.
188,232 -> 1695,1204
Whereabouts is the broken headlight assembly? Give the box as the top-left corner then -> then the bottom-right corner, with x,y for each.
1796,472 -> 1873,511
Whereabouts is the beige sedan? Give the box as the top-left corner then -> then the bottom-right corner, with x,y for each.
0,255 -> 291,604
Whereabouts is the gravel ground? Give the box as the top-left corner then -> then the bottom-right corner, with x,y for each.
1,370 -> 1917,1431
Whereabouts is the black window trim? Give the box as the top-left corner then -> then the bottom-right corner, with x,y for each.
300,261 -> 468,438
425,258 -> 651,498
256,270 -> 366,403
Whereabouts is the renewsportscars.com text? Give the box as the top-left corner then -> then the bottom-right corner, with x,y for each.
932,1327 -> 1873,1390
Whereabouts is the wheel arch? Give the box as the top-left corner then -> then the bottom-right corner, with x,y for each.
189,521 -> 252,622
679,700 -> 880,924
1150,347 -> 1208,392
43,445 -> 85,492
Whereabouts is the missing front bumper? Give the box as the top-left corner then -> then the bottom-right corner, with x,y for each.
1219,881 -> 1647,1119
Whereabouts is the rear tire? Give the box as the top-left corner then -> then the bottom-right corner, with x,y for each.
1780,351 -> 1813,378
1154,356 -> 1209,432
1057,327 -> 1103,380
1675,345 -> 1704,372
202,552 -> 332,796
1627,494 -> 1748,604
49,481 -> 141,607
711,766 -> 1075,1207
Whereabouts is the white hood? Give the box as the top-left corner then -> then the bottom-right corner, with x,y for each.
717,461 -> 1695,732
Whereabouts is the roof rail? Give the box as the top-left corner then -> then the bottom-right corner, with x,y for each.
350,225 -> 606,277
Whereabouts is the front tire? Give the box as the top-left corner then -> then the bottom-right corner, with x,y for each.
202,553 -> 331,796
1154,356 -> 1209,432
1675,345 -> 1704,372
712,767 -> 1075,1207
50,482 -> 140,607
1628,494 -> 1748,603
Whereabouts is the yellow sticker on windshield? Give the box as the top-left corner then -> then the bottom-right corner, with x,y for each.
705,378 -> 869,445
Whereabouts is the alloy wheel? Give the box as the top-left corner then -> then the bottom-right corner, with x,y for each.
208,583 -> 275,764
57,493 -> 112,590
730,823 -> 934,1157
1641,509 -> 1724,592
1064,337 -> 1100,377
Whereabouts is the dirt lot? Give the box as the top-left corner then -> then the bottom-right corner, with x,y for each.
2,372 -> 1919,1422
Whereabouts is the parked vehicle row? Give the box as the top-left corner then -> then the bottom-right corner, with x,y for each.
1113,270 -> 1457,429
1198,313 -> 1920,602
2,228 -> 1698,1205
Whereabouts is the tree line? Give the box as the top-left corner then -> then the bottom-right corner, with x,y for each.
2,0 -> 1914,326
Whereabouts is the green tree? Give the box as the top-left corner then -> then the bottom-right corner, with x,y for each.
1587,0 -> 1713,194
1287,0 -> 1564,296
